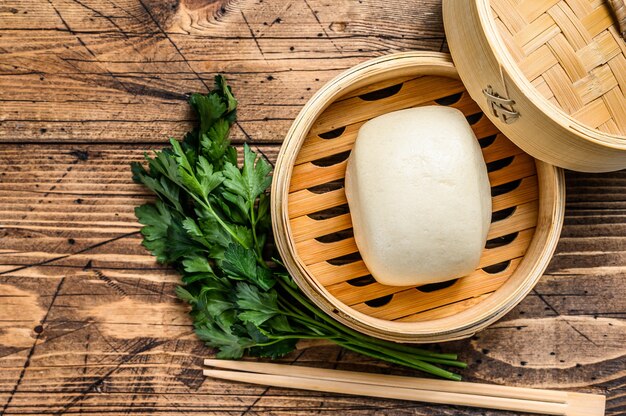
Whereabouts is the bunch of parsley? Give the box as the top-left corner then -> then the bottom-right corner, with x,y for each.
131,76 -> 466,380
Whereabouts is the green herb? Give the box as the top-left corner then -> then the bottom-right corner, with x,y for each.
131,75 -> 466,380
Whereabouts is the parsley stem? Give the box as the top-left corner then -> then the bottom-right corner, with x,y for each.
351,344 -> 467,369
266,335 -> 334,342
276,275 -> 459,361
335,341 -> 462,381
285,313 -> 341,337
410,357 -> 468,369
277,298 -> 301,316
275,308 -> 459,371
249,199 -> 263,259
185,189 -> 251,251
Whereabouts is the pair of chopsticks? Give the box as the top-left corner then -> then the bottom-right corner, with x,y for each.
204,359 -> 605,415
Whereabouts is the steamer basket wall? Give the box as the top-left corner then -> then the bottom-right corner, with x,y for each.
271,52 -> 565,343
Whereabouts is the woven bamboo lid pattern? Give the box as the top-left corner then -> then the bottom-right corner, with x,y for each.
443,0 -> 626,172
492,0 -> 626,136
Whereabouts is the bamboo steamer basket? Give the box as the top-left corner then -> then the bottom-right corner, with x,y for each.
272,52 -> 565,343
443,0 -> 626,172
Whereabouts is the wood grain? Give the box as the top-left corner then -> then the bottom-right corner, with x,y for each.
0,0 -> 624,415
0,144 -> 623,415
0,0 -> 445,144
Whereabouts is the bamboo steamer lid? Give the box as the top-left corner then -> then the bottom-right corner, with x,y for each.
443,0 -> 626,172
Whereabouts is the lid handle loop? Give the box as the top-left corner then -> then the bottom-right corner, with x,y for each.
608,0 -> 626,38
483,86 -> 519,124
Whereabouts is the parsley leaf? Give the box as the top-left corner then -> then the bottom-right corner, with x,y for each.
221,244 -> 275,290
195,323 -> 251,359
222,144 -> 272,208
235,282 -> 280,326
189,93 -> 227,136
249,339 -> 298,359
132,162 -> 182,212
135,201 -> 171,263
182,256 -> 213,274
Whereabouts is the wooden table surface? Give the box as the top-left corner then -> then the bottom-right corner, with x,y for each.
1,0 -> 625,414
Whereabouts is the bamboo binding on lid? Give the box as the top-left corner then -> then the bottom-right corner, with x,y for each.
608,0 -> 626,37
272,52 -> 565,343
443,0 -> 626,172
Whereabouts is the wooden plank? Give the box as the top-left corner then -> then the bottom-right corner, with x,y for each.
0,146 -> 624,415
0,0 -> 445,144
0,144 -> 278,269
0,0 -> 625,413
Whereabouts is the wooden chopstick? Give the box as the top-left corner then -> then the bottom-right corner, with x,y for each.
205,359 -> 564,402
203,360 -> 605,416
